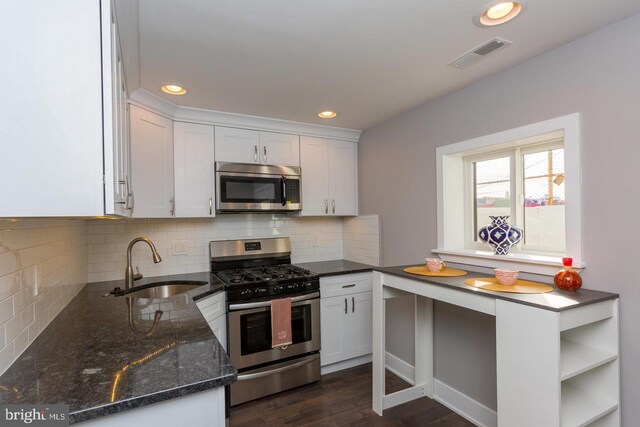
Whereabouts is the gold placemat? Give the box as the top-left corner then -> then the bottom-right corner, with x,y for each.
464,277 -> 553,294
403,266 -> 468,277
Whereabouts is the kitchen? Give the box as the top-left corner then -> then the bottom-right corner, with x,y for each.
0,0 -> 638,426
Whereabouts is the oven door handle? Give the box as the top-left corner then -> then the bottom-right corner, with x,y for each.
236,353 -> 320,381
228,292 -> 319,311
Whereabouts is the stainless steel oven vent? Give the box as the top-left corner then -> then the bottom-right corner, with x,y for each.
448,37 -> 512,69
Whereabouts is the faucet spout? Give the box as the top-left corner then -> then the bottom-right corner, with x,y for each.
125,237 -> 162,290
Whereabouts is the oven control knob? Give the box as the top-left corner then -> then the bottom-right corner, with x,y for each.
305,282 -> 313,289
274,285 -> 283,294
241,289 -> 253,297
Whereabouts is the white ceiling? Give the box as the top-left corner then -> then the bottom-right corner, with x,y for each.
129,0 -> 640,130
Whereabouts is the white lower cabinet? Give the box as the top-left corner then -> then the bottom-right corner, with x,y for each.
196,292 -> 227,352
320,273 -> 372,368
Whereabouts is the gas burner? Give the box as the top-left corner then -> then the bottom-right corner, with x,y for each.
215,264 -> 316,287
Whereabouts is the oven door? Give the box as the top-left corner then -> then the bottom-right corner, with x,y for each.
216,171 -> 301,212
228,292 -> 320,370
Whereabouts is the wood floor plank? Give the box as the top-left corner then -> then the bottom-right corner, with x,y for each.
230,363 -> 476,426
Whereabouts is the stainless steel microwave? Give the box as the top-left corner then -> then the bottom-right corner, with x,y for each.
215,162 -> 302,213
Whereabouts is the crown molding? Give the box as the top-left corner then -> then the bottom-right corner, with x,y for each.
129,88 -> 361,142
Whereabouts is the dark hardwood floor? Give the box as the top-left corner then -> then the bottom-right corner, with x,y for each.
229,363 -> 475,426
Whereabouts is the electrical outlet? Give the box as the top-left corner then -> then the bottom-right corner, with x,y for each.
312,236 -> 320,247
172,240 -> 188,256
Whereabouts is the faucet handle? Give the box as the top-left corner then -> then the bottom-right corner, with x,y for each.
133,266 -> 143,281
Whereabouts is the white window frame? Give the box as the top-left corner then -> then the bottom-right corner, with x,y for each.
434,113 -> 582,276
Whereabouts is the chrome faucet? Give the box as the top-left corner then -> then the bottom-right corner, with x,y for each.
125,237 -> 162,290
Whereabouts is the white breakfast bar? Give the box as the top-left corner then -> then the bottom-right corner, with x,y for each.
372,266 -> 620,427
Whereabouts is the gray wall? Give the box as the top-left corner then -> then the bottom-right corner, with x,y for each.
359,13 -> 640,422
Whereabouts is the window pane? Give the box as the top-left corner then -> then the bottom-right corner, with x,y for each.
522,148 -> 565,252
474,156 -> 511,240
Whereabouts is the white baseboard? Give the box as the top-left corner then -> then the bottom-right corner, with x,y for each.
382,352 -> 496,427
434,379 -> 497,427
321,354 -> 372,375
384,351 -> 415,385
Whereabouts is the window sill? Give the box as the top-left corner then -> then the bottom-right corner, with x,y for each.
432,249 -> 585,277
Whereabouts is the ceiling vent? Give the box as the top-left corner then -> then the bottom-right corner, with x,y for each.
448,37 -> 512,69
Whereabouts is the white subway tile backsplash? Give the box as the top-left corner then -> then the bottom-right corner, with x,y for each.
86,215 -> 346,279
0,219 -> 87,375
343,215 -> 381,266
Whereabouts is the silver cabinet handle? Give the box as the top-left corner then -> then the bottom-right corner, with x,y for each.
342,284 -> 356,288
170,198 -> 175,216
254,145 -> 258,162
129,191 -> 134,213
352,296 -> 355,313
209,198 -> 213,216
116,175 -> 128,206
344,298 -> 347,314
263,145 -> 267,163
324,200 -> 328,214
332,199 -> 336,214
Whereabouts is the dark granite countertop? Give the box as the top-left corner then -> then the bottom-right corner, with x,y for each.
296,260 -> 375,277
0,272 -> 236,424
376,265 -> 619,312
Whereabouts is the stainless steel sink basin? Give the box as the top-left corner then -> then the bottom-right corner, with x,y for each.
122,282 -> 205,299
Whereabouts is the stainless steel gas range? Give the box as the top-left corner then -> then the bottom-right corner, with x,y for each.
210,237 -> 320,406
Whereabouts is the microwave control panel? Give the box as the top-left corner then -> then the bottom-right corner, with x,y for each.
285,180 -> 300,203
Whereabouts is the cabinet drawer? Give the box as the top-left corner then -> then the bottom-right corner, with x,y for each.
320,273 -> 372,298
196,291 -> 226,320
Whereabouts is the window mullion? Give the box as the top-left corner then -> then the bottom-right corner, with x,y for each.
513,148 -> 524,249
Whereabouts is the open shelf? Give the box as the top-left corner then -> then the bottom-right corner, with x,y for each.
561,382 -> 618,427
561,340 -> 618,381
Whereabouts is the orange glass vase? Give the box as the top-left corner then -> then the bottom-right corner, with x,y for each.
554,257 -> 582,291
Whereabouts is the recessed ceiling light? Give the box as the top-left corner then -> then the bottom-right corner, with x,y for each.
474,1 -> 524,27
161,84 -> 187,95
318,111 -> 337,119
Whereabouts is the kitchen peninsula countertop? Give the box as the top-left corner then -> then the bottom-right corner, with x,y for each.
296,260 -> 375,277
376,265 -> 619,312
0,272 -> 236,424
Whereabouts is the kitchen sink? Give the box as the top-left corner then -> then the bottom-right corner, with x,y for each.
119,281 -> 206,299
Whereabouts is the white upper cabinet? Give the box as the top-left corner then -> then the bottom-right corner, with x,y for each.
259,132 -> 300,166
174,122 -> 215,218
214,127 -> 260,164
129,105 -> 175,218
215,127 -> 300,166
0,0 -> 105,216
103,2 -> 132,217
300,137 -> 357,216
299,137 -> 330,215
0,0 -> 136,217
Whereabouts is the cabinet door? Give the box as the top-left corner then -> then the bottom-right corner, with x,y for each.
209,314 -> 227,352
320,296 -> 349,366
130,105 -> 174,218
214,126 -> 260,164
259,132 -> 300,166
300,136 -> 330,216
174,122 -> 215,217
347,291 -> 373,359
329,140 -> 358,216
0,0 -> 104,216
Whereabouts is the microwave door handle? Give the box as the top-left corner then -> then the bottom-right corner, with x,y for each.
281,176 -> 287,206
